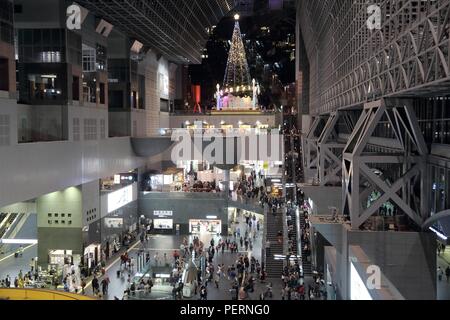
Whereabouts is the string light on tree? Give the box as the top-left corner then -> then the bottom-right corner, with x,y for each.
223,13 -> 251,89
215,12 -> 260,111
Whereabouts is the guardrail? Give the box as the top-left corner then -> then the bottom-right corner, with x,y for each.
0,288 -> 96,300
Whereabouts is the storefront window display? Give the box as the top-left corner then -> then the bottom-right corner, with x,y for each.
189,219 -> 222,235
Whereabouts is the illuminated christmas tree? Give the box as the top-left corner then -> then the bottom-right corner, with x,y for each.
223,14 -> 252,90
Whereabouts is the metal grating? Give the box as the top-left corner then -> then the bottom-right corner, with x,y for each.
298,0 -> 450,115
76,0 -> 235,64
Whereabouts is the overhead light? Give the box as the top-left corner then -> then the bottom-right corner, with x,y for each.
41,74 -> 57,79
206,215 -> 218,219
430,227 -> 448,240
234,14 -> 240,20
0,239 -> 38,244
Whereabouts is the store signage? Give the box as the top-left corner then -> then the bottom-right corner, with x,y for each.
108,185 -> 133,213
154,210 -> 173,217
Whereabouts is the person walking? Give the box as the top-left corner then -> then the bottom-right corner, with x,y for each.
438,266 -> 443,281
101,275 -> 110,296
92,276 -> 100,295
446,266 -> 450,281
200,285 -> 208,300
214,270 -> 220,289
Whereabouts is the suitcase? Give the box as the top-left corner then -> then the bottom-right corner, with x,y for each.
117,270 -> 121,278
14,252 -> 18,258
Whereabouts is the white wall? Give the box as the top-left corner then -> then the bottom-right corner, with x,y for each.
81,179 -> 101,227
0,137 -> 145,209
0,98 -> 18,146
36,186 -> 83,229
68,105 -> 109,141
0,202 -> 36,215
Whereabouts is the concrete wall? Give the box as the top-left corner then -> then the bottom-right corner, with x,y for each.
81,180 -> 100,227
36,186 -> 83,266
302,186 -> 342,214
313,221 -> 437,300
0,137 -> 145,209
348,231 -> 436,300
36,186 -> 83,229
0,98 -> 18,146
0,202 -> 36,215
138,192 -> 228,235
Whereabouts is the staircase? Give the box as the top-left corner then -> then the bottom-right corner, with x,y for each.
264,208 -> 284,278
299,209 -> 312,276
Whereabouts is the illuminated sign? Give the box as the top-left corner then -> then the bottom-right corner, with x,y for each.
154,219 -> 173,230
159,73 -> 169,97
108,185 -> 133,213
154,210 -> 173,217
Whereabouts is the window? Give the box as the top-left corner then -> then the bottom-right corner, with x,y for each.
84,118 -> 97,140
99,83 -> 105,104
133,120 -> 137,137
73,118 -> 80,141
160,99 -> 169,112
72,76 -> 80,101
96,44 -> 107,71
100,119 -> 106,139
82,44 -> 96,72
40,51 -> 61,63
0,57 -> 8,91
0,114 -> 10,146
14,4 -> 22,13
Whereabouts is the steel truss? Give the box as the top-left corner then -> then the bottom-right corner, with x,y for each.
342,99 -> 429,230
317,111 -> 355,186
77,0 -> 234,64
302,115 -> 327,184
299,0 -> 450,115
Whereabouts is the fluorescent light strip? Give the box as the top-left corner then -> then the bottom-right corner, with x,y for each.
429,227 -> 448,240
0,239 -> 38,244
206,216 -> 218,219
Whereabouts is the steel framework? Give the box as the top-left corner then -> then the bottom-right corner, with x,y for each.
298,0 -> 450,115
317,111 -> 356,186
342,99 -> 429,230
301,115 -> 327,184
76,0 -> 235,64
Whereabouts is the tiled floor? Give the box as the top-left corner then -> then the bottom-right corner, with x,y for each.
85,213 -> 276,300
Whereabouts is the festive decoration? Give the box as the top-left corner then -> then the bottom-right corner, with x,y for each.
223,15 -> 252,89
214,13 -> 260,112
